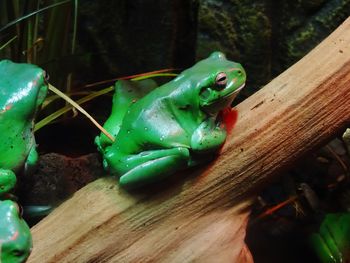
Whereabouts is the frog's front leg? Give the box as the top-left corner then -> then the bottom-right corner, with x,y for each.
106,147 -> 190,189
0,169 -> 16,195
191,117 -> 227,152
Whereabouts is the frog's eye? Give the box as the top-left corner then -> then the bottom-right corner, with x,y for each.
12,249 -> 25,257
44,71 -> 50,82
215,72 -> 227,88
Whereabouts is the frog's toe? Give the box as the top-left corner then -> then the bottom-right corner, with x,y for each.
95,136 -> 105,153
102,158 -> 110,171
310,233 -> 336,263
0,169 -> 17,195
23,205 -> 53,219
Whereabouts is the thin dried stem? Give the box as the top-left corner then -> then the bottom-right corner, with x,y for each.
47,84 -> 115,142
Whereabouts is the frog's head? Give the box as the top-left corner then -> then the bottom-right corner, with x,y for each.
0,200 -> 32,262
0,60 -> 48,120
184,52 -> 246,116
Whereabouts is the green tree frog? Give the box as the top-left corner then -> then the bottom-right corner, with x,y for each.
0,60 -> 47,262
96,52 -> 246,189
0,200 -> 32,263
0,60 -> 47,196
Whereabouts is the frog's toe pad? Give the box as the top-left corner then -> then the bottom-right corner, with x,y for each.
0,169 -> 16,195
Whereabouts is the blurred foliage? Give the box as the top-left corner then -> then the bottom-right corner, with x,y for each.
2,0 -> 350,98
0,0 -> 78,91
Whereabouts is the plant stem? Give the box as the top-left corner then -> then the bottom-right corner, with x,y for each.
46,84 -> 115,142
0,35 -> 17,50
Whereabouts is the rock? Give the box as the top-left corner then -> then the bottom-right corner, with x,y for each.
196,0 -> 350,94
18,153 -> 104,206
196,0 -> 272,95
273,0 -> 350,75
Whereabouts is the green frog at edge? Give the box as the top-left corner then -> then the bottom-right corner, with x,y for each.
0,60 -> 48,262
96,52 -> 246,189
0,60 -> 47,196
0,200 -> 32,263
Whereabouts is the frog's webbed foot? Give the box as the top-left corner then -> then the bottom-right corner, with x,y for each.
95,136 -> 105,154
0,169 -> 17,196
107,147 -> 190,189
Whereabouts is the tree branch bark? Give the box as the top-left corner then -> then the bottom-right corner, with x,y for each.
28,17 -> 350,262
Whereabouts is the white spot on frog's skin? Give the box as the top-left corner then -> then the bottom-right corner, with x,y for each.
127,130 -> 131,134
144,127 -> 148,131
160,136 -> 164,141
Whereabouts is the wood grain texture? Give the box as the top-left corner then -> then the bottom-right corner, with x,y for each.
28,17 -> 350,262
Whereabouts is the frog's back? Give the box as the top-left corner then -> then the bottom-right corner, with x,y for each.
0,60 -> 45,170
0,60 -> 45,115
114,79 -> 203,154
97,79 -> 158,150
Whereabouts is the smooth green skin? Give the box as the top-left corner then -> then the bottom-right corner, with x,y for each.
0,200 -> 32,263
0,60 -> 47,262
0,60 -> 47,195
311,213 -> 350,263
96,52 -> 246,189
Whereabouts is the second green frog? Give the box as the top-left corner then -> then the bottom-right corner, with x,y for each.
96,52 -> 246,189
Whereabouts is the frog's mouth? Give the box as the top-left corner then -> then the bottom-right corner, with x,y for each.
221,83 -> 245,100
201,83 -> 245,116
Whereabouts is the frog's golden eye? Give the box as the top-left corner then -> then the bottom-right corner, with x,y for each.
215,72 -> 227,87
44,71 -> 50,83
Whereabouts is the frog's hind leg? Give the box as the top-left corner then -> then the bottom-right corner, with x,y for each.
0,169 -> 16,196
115,147 -> 190,189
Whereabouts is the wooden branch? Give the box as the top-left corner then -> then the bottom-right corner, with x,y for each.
28,17 -> 350,262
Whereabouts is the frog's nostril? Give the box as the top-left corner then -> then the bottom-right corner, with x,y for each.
237,70 -> 242,75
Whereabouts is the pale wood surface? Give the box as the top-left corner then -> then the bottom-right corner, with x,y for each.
28,17 -> 350,262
